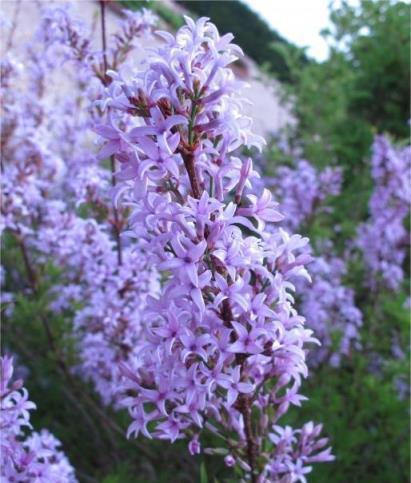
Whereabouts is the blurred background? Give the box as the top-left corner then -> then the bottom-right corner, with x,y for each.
1,1 -> 410,482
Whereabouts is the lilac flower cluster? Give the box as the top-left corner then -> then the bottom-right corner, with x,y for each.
1,6 -> 158,407
0,52 -> 66,240
38,4 -> 92,64
269,160 -> 342,231
96,16 -> 333,480
266,422 -> 335,483
296,245 -> 362,367
357,135 -> 411,291
267,159 -> 362,366
0,356 -> 77,482
38,4 -> 156,75
36,213 -> 159,406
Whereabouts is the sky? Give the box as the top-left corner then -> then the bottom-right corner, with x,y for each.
241,0 -> 333,61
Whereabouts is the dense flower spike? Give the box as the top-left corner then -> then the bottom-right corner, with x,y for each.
265,423 -> 335,482
1,6 -> 159,406
36,213 -> 159,405
269,160 -> 342,231
96,16 -> 333,480
0,356 -> 77,482
267,160 -> 363,366
296,246 -> 363,367
357,135 -> 411,291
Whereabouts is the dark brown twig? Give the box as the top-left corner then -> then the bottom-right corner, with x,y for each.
99,0 -> 123,266
182,150 -> 203,200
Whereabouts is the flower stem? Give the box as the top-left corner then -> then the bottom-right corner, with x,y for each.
182,150 -> 203,199
222,298 -> 258,481
240,395 -> 258,483
99,0 -> 123,266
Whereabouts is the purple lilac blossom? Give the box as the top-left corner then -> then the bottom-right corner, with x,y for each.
95,16 -> 334,480
268,159 -> 362,367
296,246 -> 363,368
0,356 -> 77,482
269,160 -> 342,231
1,9 -> 159,407
357,135 -> 411,291
36,212 -> 160,406
38,4 -> 157,81
266,423 -> 334,483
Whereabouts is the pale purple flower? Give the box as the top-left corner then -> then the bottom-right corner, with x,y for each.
180,331 -> 211,363
357,136 -> 410,291
159,238 -> 207,287
224,454 -> 236,467
188,436 -> 201,455
0,357 -> 77,482
227,321 -> 264,355
218,366 -> 254,406
127,406 -> 154,439
93,15 -> 333,480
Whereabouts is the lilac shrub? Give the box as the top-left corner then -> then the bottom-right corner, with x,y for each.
96,16 -> 334,481
357,135 -> 411,291
36,213 -> 159,406
0,356 -> 77,482
1,6 -> 159,406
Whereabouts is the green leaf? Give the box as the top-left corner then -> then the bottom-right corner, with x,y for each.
200,462 -> 208,483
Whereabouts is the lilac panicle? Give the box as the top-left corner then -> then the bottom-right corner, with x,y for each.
266,159 -> 362,367
96,16 -> 333,480
36,212 -> 160,406
1,6 -> 160,409
357,135 -> 411,291
0,356 -> 77,482
296,246 -> 363,367
270,159 -> 342,232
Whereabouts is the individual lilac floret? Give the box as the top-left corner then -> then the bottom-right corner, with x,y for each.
0,356 -> 77,482
95,16 -> 333,481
